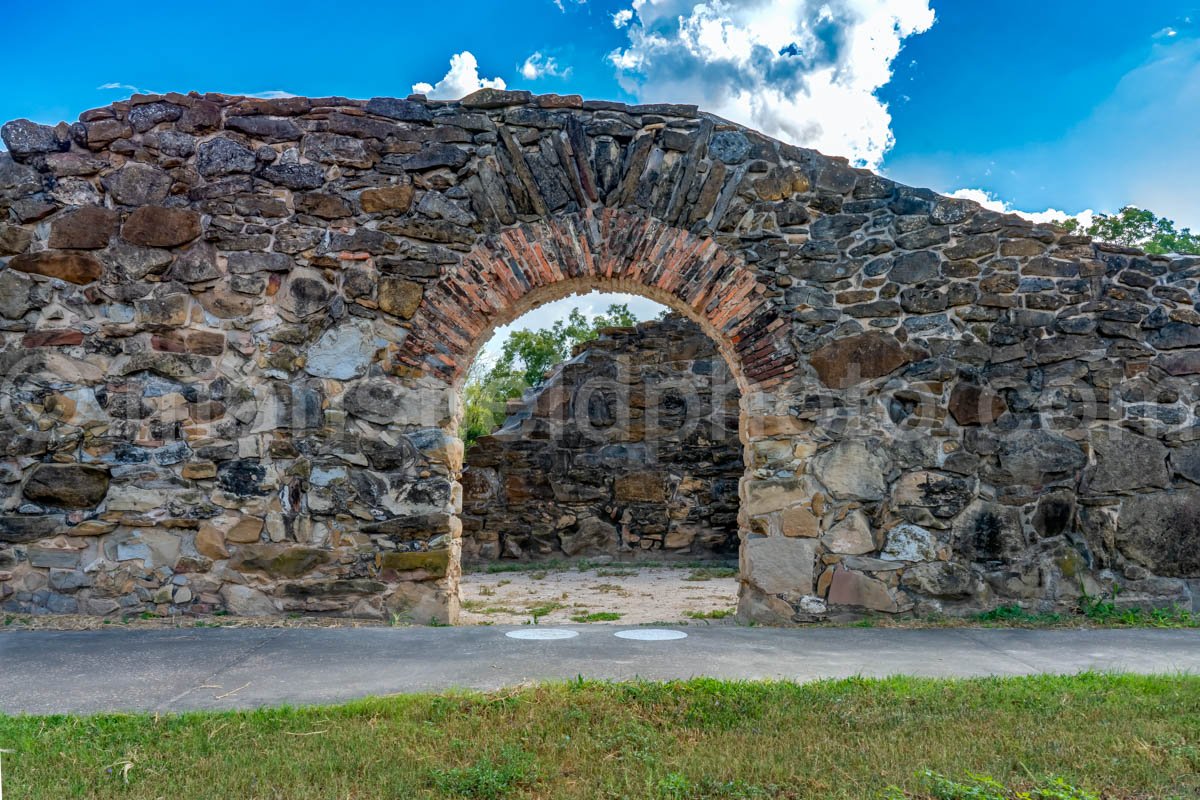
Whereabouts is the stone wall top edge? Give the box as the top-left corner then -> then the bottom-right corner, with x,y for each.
1,88 -> 1191,267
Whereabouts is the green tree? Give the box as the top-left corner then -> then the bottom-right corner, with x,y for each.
460,303 -> 640,446
1059,206 -> 1200,255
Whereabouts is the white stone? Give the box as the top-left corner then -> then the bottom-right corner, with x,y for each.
880,523 -> 939,562
742,536 -> 816,596
219,584 -> 278,616
821,511 -> 876,555
304,318 -> 376,380
810,440 -> 888,500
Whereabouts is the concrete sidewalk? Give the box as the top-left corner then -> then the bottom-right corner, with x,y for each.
1,626 -> 1197,715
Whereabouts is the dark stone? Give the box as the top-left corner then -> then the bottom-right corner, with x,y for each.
102,163 -> 173,206
0,271 -> 34,319
1,119 -> 69,156
889,251 -> 941,284
366,97 -> 433,122
127,102 -> 184,133
217,460 -> 268,497
1083,427 -> 1169,494
1148,322 -> 1200,350
708,131 -> 751,164
0,223 -> 33,255
196,137 -> 257,176
167,241 -> 220,283
0,514 -> 66,543
1117,490 -> 1200,577
301,133 -> 373,168
398,144 -> 470,171
997,431 -> 1085,485
225,115 -> 302,142
460,88 -> 532,109
1032,489 -> 1075,538
22,464 -> 110,508
810,214 -> 868,241
260,162 -> 326,189
227,251 -> 293,273
954,501 -> 1024,563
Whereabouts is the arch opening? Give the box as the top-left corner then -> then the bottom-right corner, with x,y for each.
453,289 -> 747,624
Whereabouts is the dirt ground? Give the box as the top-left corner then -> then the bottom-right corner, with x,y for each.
458,565 -> 740,625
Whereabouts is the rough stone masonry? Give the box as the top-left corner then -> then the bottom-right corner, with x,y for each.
0,88 -> 1197,624
461,314 -> 743,563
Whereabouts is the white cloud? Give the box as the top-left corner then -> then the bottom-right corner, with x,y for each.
413,51 -> 507,100
520,52 -> 571,80
239,90 -> 299,100
948,188 -> 1095,230
97,81 -> 160,96
99,83 -> 297,100
608,0 -> 936,169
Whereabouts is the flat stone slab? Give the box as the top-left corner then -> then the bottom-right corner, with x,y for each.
1,627 -> 1197,715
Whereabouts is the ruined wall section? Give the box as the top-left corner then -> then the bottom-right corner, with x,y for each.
461,315 -> 742,562
0,88 -> 1196,623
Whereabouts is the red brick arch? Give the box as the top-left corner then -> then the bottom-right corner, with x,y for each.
399,207 -> 795,393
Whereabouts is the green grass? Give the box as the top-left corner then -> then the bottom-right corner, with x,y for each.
684,567 -> 739,581
569,611 -> 623,623
973,598 -> 1197,629
684,608 -> 736,620
1,674 -> 1196,799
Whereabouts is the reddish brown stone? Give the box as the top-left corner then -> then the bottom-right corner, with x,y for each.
948,382 -> 1006,426
49,207 -> 120,249
809,333 -> 912,389
121,206 -> 202,247
8,251 -> 104,284
22,330 -> 84,348
152,330 -> 224,355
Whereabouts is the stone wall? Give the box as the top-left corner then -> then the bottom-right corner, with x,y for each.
0,88 -> 1197,624
461,314 -> 742,562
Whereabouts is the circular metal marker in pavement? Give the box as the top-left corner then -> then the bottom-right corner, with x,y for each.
614,629 -> 688,641
505,628 -> 579,640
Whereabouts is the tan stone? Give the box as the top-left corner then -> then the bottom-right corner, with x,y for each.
827,565 -> 900,612
182,461 -> 218,479
360,185 -> 414,213
781,505 -> 819,538
195,524 -> 229,560
821,511 -> 876,555
744,478 -> 804,516
614,472 -> 666,502
378,277 -> 423,319
742,536 -> 816,596
226,516 -> 264,544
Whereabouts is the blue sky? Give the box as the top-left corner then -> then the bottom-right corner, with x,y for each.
3,0 -> 1197,353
